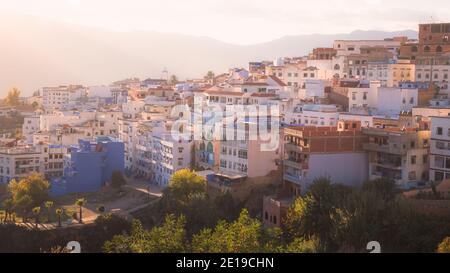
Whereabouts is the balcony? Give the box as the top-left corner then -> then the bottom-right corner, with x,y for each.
283,173 -> 303,184
363,143 -> 407,155
284,159 -> 309,170
371,169 -> 402,181
135,144 -> 150,152
285,143 -> 310,153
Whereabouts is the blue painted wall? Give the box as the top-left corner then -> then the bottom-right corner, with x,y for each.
50,137 -> 124,196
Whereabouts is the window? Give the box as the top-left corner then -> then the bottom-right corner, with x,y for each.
437,127 -> 443,135
265,211 -> 268,220
435,171 -> 444,181
435,156 -> 445,168
220,160 -> 226,168
411,156 -> 416,165
408,171 -> 416,181
423,155 -> 428,164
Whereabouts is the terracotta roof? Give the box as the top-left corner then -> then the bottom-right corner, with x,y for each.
268,75 -> 287,86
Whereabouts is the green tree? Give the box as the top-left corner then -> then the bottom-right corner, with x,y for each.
111,171 -> 126,189
2,198 -> 14,222
437,237 -> 450,253
191,209 -> 266,253
8,173 -> 50,219
158,169 -> 223,235
4,87 -> 21,106
285,237 -> 321,253
55,208 -> 63,227
163,169 -> 207,205
284,178 -> 353,252
32,207 -> 41,228
44,201 -> 54,223
103,214 -> 187,253
75,198 -> 86,224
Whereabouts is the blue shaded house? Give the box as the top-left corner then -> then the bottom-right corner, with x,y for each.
51,137 -> 124,196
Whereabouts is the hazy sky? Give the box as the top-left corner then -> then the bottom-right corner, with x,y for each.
2,0 -> 450,44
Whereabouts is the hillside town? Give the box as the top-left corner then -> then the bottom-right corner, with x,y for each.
1,22 -> 450,253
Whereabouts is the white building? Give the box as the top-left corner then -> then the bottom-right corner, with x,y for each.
298,80 -> 328,99
0,143 -> 69,184
88,86 -> 113,98
348,82 -> 418,116
333,40 -> 401,57
42,85 -> 86,109
285,104 -> 340,126
151,132 -> 193,187
429,116 -> 450,182
367,61 -> 415,87
416,64 -> 450,94
22,116 -> 40,143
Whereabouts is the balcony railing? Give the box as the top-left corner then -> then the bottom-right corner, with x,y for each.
283,173 -> 302,184
363,143 -> 407,155
285,143 -> 310,153
284,159 -> 309,170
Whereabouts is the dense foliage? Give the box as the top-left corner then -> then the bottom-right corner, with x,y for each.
0,214 -> 131,253
105,173 -> 450,253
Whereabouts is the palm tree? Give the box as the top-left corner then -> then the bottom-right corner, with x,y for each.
75,198 -> 86,224
55,208 -> 63,227
44,201 -> 54,223
2,199 -> 13,222
32,207 -> 41,228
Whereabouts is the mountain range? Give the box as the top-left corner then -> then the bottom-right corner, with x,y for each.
0,14 -> 418,95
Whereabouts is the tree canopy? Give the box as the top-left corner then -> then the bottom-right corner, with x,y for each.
4,87 -> 21,106
8,173 -> 51,216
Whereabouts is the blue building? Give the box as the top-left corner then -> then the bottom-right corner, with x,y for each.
51,137 -> 124,196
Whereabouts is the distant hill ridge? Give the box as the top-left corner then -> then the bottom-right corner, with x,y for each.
0,14 -> 418,95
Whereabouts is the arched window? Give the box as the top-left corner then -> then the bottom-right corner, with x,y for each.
411,46 -> 418,53
424,46 -> 431,52
437,46 -> 443,53
199,142 -> 205,151
206,142 -> 213,153
334,64 -> 341,70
